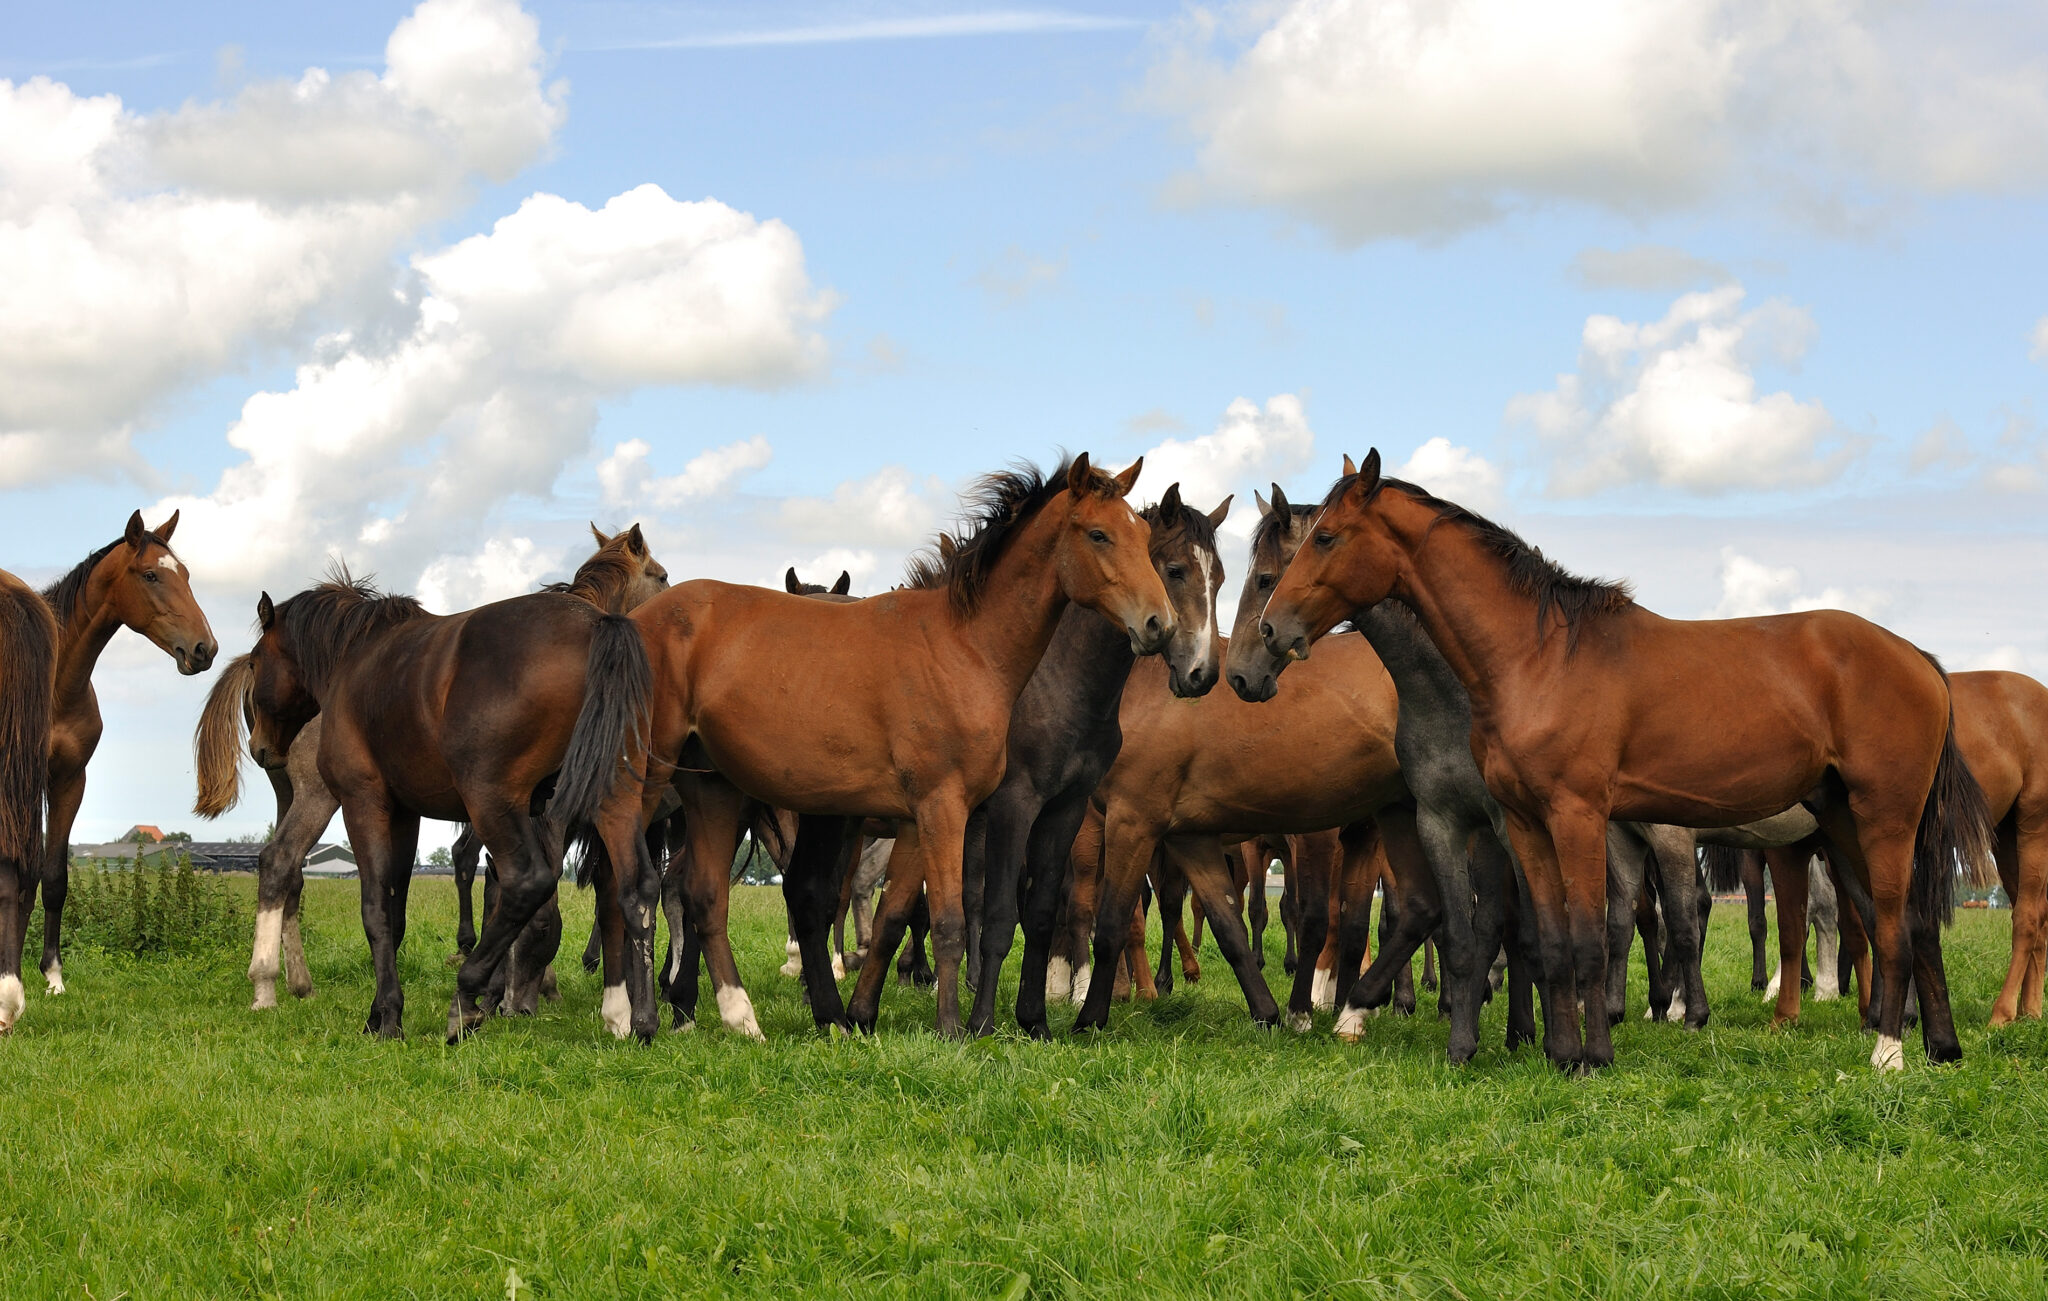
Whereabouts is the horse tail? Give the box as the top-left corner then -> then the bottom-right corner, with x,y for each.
549,614 -> 652,857
193,653 -> 256,818
0,573 -> 56,870
1700,842 -> 1748,894
1912,695 -> 1997,929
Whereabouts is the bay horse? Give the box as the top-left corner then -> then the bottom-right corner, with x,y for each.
963,484 -> 1230,1037
565,455 -> 1176,1040
29,511 -> 217,995
1256,451 -> 1995,1070
242,530 -> 667,1041
196,526 -> 668,1014
0,569 -> 58,1034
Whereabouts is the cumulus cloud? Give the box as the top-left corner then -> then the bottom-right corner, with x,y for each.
154,184 -> 832,591
1137,393 -> 1316,531
598,435 -> 774,510
1152,0 -> 2048,242
1392,437 -> 1503,510
1569,244 -> 1732,292
2032,316 -> 2048,364
1510,285 -> 1855,496
1709,548 -> 1889,621
415,535 -> 565,613
778,466 -> 955,551
0,0 -> 567,485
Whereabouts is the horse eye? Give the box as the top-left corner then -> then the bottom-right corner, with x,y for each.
1088,529 -> 1109,544
1314,532 -> 1336,550
142,570 -> 159,583
1256,573 -> 1275,591
1165,566 -> 1186,583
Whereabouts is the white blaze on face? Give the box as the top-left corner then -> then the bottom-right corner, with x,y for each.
600,983 -> 631,1038
0,973 -> 23,1031
157,555 -> 187,577
716,983 -> 764,1041
1871,1033 -> 1905,1071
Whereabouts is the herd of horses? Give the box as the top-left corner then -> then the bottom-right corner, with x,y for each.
0,451 -> 2042,1076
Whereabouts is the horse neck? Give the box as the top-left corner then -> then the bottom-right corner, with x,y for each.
950,500 -> 1073,700
1354,602 -> 1473,731
51,564 -> 123,710
1385,508 -> 1547,711
1030,604 -> 1137,731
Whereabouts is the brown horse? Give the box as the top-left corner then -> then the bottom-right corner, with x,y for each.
196,526 -> 667,1012
1958,671 -> 2048,1024
245,528 -> 667,1041
29,511 -> 217,995
1257,451 -> 1995,1070
567,456 -> 1176,1039
0,569 -> 58,1033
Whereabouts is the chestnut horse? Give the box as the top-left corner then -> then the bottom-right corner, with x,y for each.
28,512 -> 217,995
567,456 -> 1176,1040
195,526 -> 667,1012
0,569 -> 57,1033
245,534 -> 667,1041
1258,451 -> 1995,1071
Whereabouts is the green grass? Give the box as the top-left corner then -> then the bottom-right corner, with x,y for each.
3,879 -> 2046,1300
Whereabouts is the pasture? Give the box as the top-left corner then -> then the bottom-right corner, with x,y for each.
4,878 -> 2045,1300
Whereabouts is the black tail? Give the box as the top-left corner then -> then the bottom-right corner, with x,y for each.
1912,704 -> 1997,929
0,575 -> 56,871
1701,843 -> 1748,894
549,614 -> 652,874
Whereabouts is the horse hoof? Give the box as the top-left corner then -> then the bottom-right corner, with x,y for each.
1871,1034 -> 1905,1071
1333,1007 -> 1365,1042
1286,1011 -> 1313,1034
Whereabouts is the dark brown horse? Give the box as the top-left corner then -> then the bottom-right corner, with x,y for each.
567,456 -> 1176,1039
244,529 -> 667,1041
30,512 -> 217,995
196,526 -> 667,1013
1257,451 -> 1995,1070
0,569 -> 57,1033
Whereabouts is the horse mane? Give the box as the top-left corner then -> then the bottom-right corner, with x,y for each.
904,459 -> 1083,616
40,534 -> 167,628
1331,474 -> 1635,652
1140,496 -> 1219,561
545,545 -> 638,614
271,566 -> 428,698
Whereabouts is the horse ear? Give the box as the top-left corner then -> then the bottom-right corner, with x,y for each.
154,509 -> 179,542
832,571 -> 851,596
1207,494 -> 1233,528
1342,453 -> 1358,476
257,592 -> 275,631
590,522 -> 610,548
1159,482 -> 1183,516
624,523 -> 647,557
1110,456 -> 1143,498
1356,448 -> 1382,494
1066,453 -> 1094,496
1253,490 -> 1270,517
125,510 -> 146,548
784,567 -> 803,594
1270,482 -> 1290,515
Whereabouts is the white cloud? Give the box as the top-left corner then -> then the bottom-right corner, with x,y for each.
593,11 -> 1140,51
599,435 -> 774,510
1137,393 -> 1316,533
778,466 -> 954,550
1569,244 -> 1731,292
1710,548 -> 1889,621
2031,316 -> 2048,364
415,535 -> 564,612
155,184 -> 831,592
1964,644 -> 2033,674
1392,437 -> 1502,510
1153,0 -> 2048,241
0,0 -> 566,487
1511,285 -> 1854,496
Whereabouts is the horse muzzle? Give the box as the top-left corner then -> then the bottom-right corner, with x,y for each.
175,639 -> 217,675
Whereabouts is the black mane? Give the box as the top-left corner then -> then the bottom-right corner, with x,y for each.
1140,495 -> 1219,562
41,534 -> 168,627
271,567 -> 428,697
1325,473 -> 1634,651
905,460 -> 1073,616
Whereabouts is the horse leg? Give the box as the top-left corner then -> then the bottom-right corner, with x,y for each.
1499,849 -> 1540,1052
1338,806 -> 1447,1023
452,825 -> 480,958
250,765 -> 336,1009
1501,809 -> 1594,1071
1153,851 -> 1191,994
1180,901 -> 1203,983
0,853 -> 24,1032
848,831 -> 927,1033
1634,870 -> 1666,1021
1375,805 -> 1482,1062
1602,828 -> 1644,1028
1124,894 -> 1156,1000
785,814 -> 858,1033
1072,806 -> 1164,1034
1809,854 -> 1841,1002
1822,803 -> 1943,1068
674,783 -> 760,1040
962,808 -> 986,993
1764,845 -> 1810,1028
1056,811 -> 1105,1005
1169,836 -> 1280,1024
896,891 -> 935,987
1013,791 -> 1090,1039
1329,825 -> 1380,1014
346,801 -> 416,1039
504,887 -> 565,1016
968,791 -> 1036,1036
34,767 -> 86,994
1990,811 -> 2032,1025
1282,833 -> 1335,1032
1742,851 -> 1770,991
1246,842 -> 1270,970
1648,830 -> 1709,1029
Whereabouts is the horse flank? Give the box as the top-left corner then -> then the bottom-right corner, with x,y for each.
193,653 -> 256,818
0,573 -> 58,868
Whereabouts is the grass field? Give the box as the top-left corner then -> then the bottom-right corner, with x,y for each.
3,877 -> 2047,1300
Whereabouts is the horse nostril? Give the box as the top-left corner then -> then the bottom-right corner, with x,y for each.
1260,621 -> 1275,642
1228,673 -> 1245,694
1145,615 -> 1163,637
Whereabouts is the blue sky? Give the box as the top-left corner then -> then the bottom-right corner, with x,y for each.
5,1 -> 2048,844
